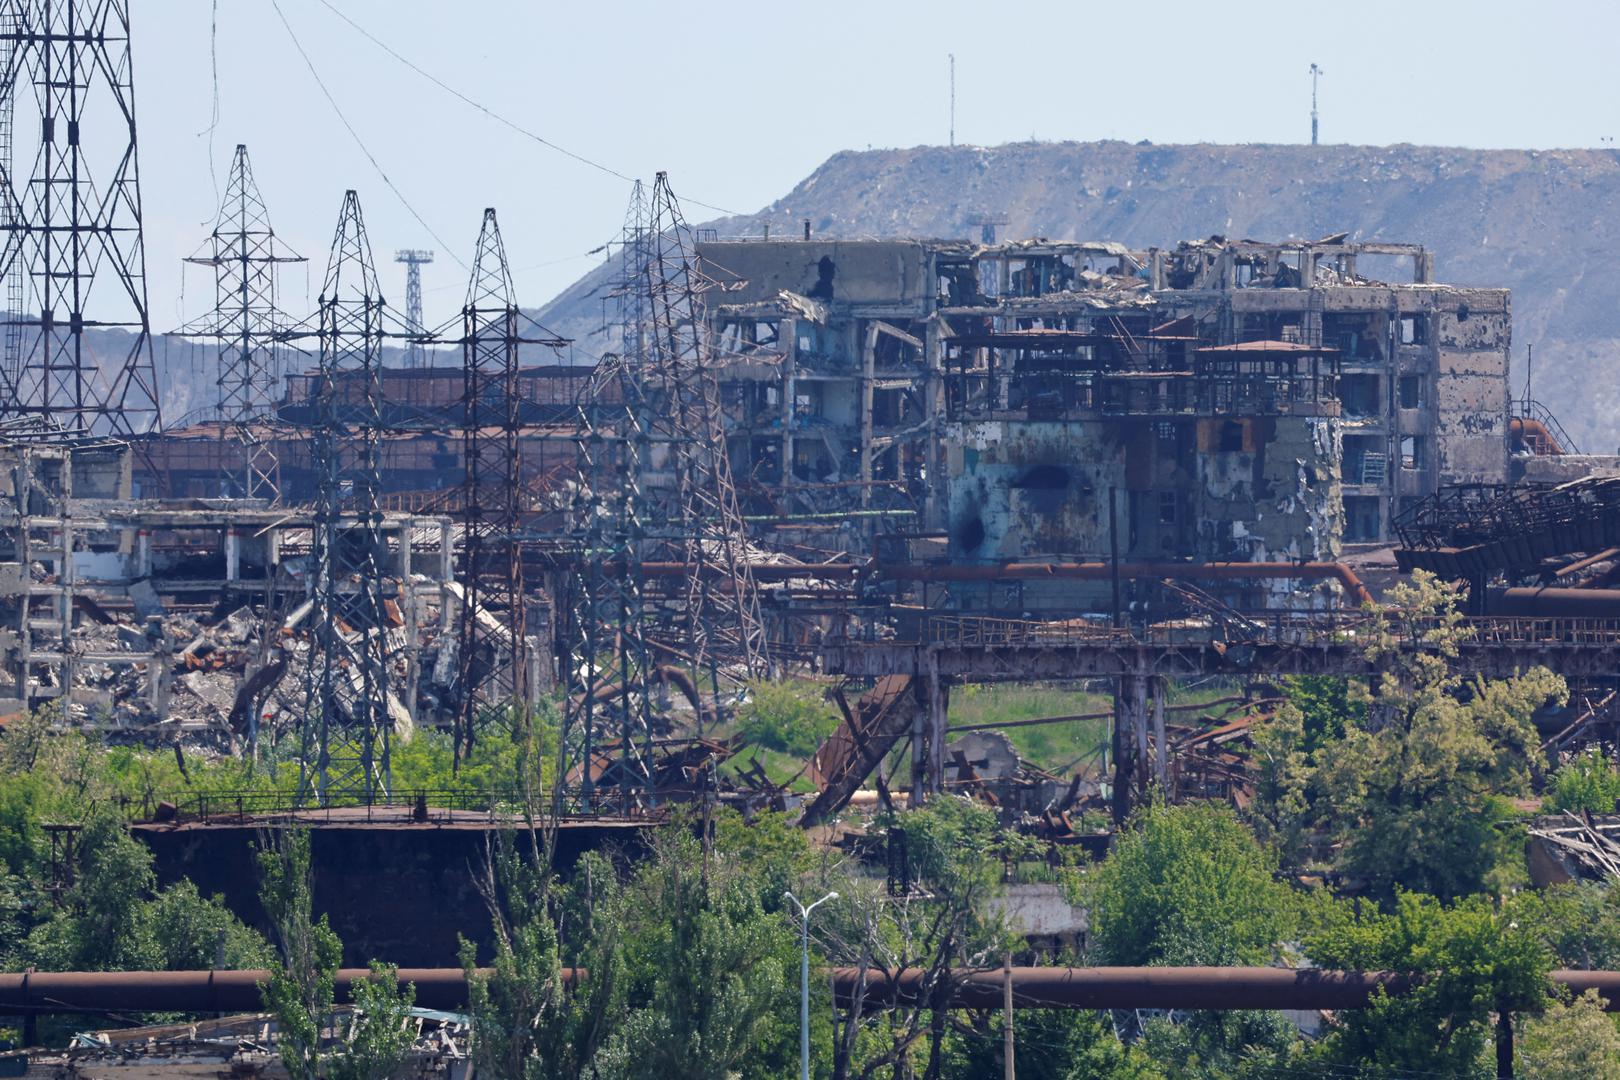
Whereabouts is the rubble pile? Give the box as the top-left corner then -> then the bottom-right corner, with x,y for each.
15,1009 -> 471,1078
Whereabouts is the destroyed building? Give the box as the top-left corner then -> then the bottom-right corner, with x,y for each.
697,234 -> 1512,582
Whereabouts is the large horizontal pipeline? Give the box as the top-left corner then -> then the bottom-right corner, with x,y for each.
844,967 -> 1620,1010
0,969 -> 512,1015
624,561 -> 1373,607
3,967 -> 1618,1014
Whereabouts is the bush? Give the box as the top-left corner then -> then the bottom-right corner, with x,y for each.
1087,802 -> 1296,967
734,680 -> 839,757
1548,750 -> 1620,814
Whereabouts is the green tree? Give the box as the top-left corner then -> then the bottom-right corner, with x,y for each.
1514,882 -> 1620,970
1279,675 -> 1363,752
819,799 -> 1012,1079
258,830 -> 342,1080
735,679 -> 841,757
1517,989 -> 1620,1080
1085,802 -> 1303,1079
1087,802 -> 1295,967
1313,571 -> 1563,901
460,831 -> 619,1080
1547,750 -> 1620,814
145,878 -> 274,970
588,828 -> 797,1080
329,963 -> 418,1080
943,1009 -> 1168,1080
1305,890 -> 1550,1078
25,810 -> 153,970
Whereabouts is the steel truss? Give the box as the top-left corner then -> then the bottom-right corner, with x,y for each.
452,210 -> 548,759
558,181 -> 656,809
182,144 -> 304,502
634,171 -> 767,678
0,0 -> 162,436
300,190 -> 399,805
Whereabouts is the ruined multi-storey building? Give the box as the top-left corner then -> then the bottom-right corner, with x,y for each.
697,234 -> 1511,607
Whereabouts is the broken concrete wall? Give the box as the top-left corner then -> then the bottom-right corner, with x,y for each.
1195,416 -> 1343,566
696,240 -> 935,310
1432,289 -> 1511,488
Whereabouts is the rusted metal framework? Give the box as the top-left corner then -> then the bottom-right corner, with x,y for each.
0,0 -> 163,436
635,171 -> 767,678
452,210 -> 538,758
182,144 -> 304,502
300,191 -> 399,805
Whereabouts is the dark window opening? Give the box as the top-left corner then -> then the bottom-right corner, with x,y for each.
1013,464 -> 1070,490
1158,490 -> 1177,524
957,516 -> 986,552
1399,375 -> 1424,410
1340,374 -> 1381,417
1219,420 -> 1245,452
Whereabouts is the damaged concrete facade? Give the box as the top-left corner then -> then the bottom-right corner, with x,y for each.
0,429 -> 496,741
698,235 -> 1511,590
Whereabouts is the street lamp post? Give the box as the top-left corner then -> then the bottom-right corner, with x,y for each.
784,890 -> 838,1080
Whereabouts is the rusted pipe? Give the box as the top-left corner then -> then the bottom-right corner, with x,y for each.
0,968 -> 515,1015
4,967 -> 1618,1014
1510,417 -> 1565,455
832,967 -> 1620,1011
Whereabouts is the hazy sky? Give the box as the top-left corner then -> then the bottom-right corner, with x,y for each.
119,0 -> 1620,330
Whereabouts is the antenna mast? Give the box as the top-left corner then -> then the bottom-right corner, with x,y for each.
949,54 -> 955,148
1310,63 -> 1323,146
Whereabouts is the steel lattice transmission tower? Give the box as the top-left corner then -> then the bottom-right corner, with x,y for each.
183,144 -> 304,501
454,210 -> 556,758
395,249 -> 432,368
636,171 -> 767,678
301,190 -> 400,805
562,180 -> 654,809
0,0 -> 163,435
0,2 -> 23,386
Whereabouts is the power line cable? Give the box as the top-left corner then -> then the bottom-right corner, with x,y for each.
310,0 -> 744,219
270,0 -> 470,272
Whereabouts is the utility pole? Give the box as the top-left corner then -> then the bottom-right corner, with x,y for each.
1310,63 -> 1323,146
1003,951 -> 1016,1079
395,249 -> 434,368
785,891 -> 838,1080
949,53 -> 956,147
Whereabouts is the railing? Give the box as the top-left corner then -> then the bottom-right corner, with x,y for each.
835,613 -> 1620,653
132,786 -> 662,825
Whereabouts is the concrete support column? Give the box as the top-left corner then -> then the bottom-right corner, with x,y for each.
147,617 -> 171,716
781,317 -> 798,516
1112,671 -> 1169,821
860,323 -> 877,511
1152,676 -> 1167,790
912,652 -> 949,804
224,530 -> 239,583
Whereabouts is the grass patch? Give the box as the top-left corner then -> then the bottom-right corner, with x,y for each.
948,683 -> 1111,775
